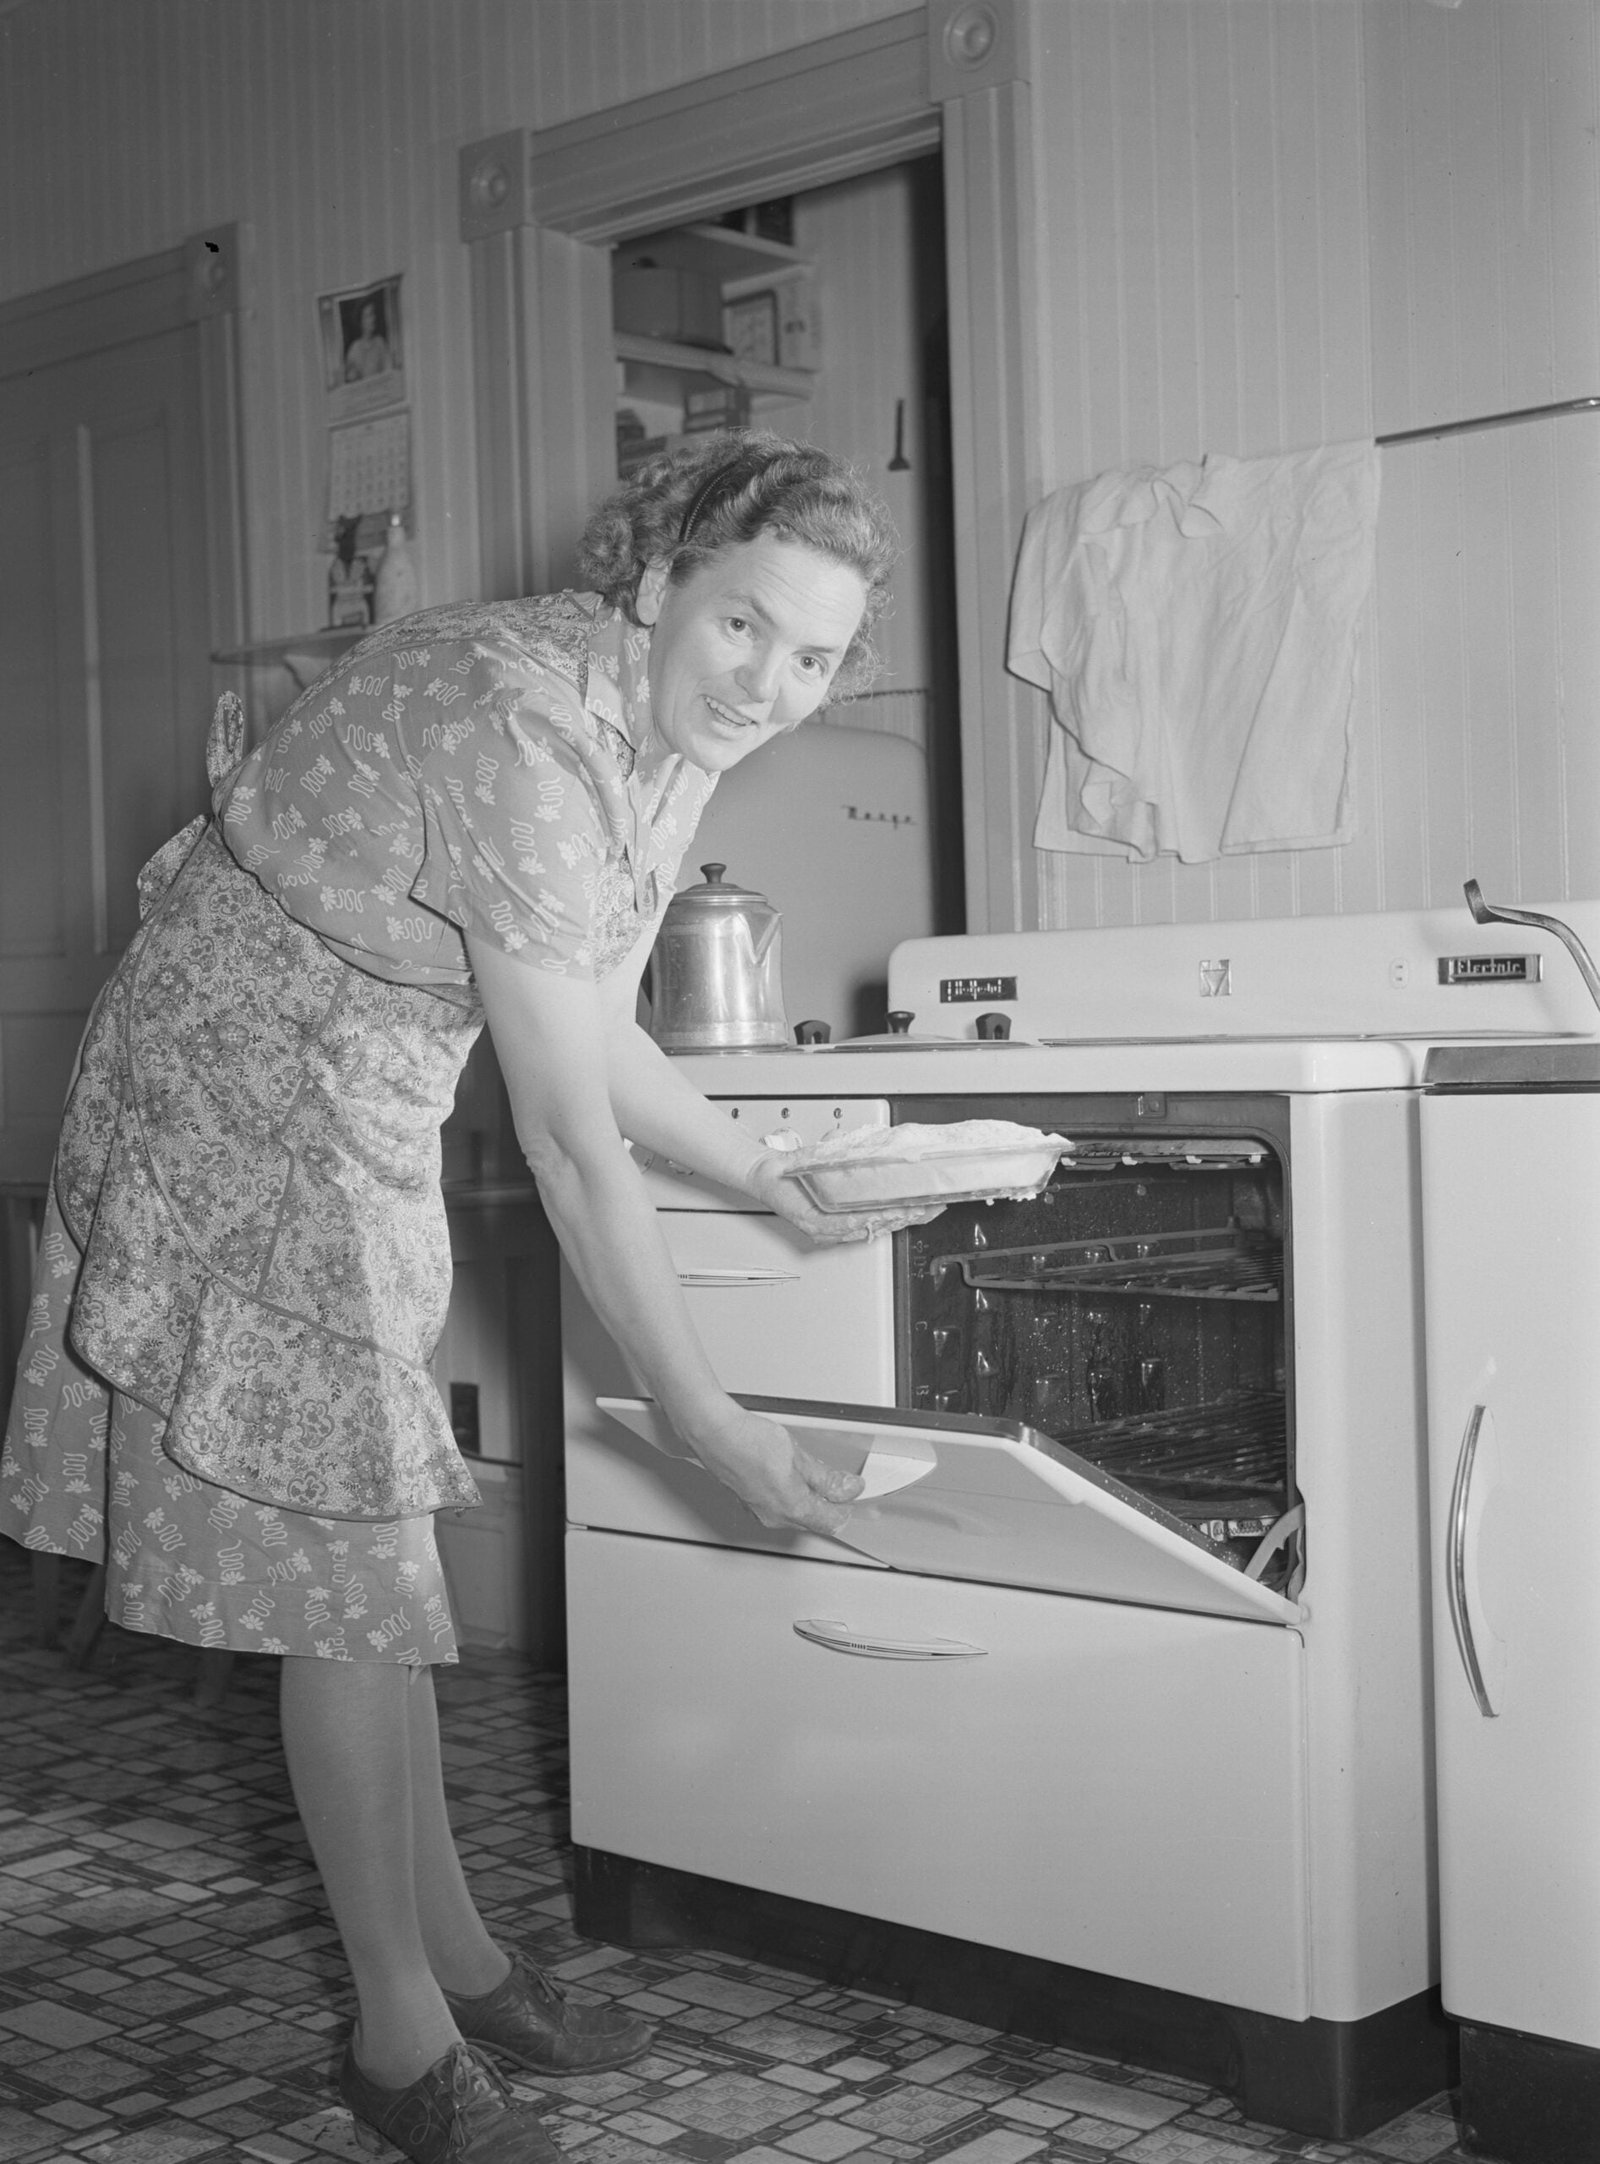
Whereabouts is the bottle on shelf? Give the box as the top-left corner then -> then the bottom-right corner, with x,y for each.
372,510 -> 419,623
328,513 -> 373,628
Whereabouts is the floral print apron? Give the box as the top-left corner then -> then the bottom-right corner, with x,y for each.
2,758 -> 486,1663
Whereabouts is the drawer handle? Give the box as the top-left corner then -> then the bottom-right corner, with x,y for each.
793,1617 -> 987,1660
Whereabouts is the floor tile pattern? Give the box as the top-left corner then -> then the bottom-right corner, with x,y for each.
2,1548 -> 1484,2164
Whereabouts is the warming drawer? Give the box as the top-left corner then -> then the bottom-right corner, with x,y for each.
651,1208 -> 894,1399
567,1527 -> 1311,2018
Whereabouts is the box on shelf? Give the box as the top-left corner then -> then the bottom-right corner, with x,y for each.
775,277 -> 819,372
683,383 -> 752,433
616,426 -> 693,480
724,264 -> 819,373
613,262 -> 726,350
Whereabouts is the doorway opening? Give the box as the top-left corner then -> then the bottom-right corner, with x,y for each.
610,154 -> 964,941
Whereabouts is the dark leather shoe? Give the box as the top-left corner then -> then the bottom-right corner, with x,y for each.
444,1955 -> 653,2074
340,2038 -> 559,2162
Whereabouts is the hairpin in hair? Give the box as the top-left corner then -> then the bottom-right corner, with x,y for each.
677,457 -> 749,544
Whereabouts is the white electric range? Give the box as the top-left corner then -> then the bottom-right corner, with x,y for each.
559,891 -> 1600,2142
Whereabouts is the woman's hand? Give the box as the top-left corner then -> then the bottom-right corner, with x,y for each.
744,1150 -> 942,1245
686,1400 -> 864,1535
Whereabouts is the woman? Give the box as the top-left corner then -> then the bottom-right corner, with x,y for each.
345,297 -> 392,380
1,433 -> 905,2163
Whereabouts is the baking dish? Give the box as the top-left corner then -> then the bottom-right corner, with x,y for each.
779,1122 -> 1071,1213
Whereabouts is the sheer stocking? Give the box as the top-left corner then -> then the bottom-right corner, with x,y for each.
279,1657 -> 506,2088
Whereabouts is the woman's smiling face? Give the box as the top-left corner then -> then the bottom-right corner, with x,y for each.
635,535 -> 869,772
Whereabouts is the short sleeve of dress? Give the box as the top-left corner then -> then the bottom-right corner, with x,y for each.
406,637 -> 639,980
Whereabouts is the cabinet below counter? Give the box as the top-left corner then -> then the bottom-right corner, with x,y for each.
566,1526 -> 1310,2016
437,1176 -> 563,1665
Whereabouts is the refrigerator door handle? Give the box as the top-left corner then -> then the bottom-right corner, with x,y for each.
1447,1403 -> 1498,1719
793,1617 -> 987,1661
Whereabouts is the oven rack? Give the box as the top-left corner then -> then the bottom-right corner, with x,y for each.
931,1225 -> 1282,1302
1067,1137 -> 1268,1168
1060,1388 -> 1288,1521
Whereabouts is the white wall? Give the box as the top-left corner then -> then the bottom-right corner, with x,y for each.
5,0 -> 1593,923
0,0 -> 916,640
1025,0 -> 1600,925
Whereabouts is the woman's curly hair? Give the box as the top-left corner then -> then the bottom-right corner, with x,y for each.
576,429 -> 899,701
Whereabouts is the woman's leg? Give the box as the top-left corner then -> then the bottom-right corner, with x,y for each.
283,1650 -> 650,2094
402,1668 -> 511,1997
282,1656 -> 569,2161
399,1665 -> 653,2073
279,1656 -> 469,2087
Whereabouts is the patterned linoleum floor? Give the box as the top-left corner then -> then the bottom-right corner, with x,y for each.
0,1547 -> 1485,2164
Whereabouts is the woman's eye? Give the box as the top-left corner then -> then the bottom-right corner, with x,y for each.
726,615 -> 750,635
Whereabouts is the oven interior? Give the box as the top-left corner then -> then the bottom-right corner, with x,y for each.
895,1094 -> 1301,1594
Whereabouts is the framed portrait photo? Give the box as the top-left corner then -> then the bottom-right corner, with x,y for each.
319,274 -> 405,419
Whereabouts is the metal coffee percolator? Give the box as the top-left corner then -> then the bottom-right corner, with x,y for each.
649,863 -> 790,1051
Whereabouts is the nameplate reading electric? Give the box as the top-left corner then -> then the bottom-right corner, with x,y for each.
1438,954 -> 1541,984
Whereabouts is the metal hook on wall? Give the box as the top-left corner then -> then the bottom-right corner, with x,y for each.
888,397 -> 911,472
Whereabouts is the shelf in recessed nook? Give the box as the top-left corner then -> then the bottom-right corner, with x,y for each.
614,332 -> 813,410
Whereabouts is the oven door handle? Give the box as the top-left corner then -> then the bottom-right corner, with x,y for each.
793,1617 -> 987,1661
1447,1403 -> 1498,1719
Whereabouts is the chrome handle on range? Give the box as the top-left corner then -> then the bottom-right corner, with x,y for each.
1464,878 -> 1600,1017
1447,1404 -> 1498,1719
793,1618 -> 986,1661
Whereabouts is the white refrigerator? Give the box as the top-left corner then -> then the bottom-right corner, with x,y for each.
681,718 -> 937,1042
1420,1045 -> 1600,2164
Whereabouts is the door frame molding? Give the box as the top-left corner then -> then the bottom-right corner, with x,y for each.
458,1 -> 1042,934
0,226 -> 249,656
0,227 -> 250,1184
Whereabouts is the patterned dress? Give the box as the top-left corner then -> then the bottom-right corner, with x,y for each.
0,593 -> 716,1663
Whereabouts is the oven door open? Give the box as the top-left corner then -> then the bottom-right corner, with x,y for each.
599,1395 -> 1303,1625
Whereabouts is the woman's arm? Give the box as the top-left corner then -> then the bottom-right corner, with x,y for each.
592,927 -> 924,1243
466,932 -> 861,1532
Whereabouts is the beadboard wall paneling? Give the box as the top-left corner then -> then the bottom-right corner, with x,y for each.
1026,0 -> 1600,929
1028,0 -> 1373,930
0,0 -> 914,642
1373,413 -> 1600,910
1361,0 -> 1600,913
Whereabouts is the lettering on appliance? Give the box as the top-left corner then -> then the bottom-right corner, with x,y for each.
1438,953 -> 1542,984
940,976 -> 1017,1004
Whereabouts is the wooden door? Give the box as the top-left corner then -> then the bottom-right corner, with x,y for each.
0,233 -> 243,1189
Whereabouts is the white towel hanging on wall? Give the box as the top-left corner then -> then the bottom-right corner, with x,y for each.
1009,442 -> 1380,864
